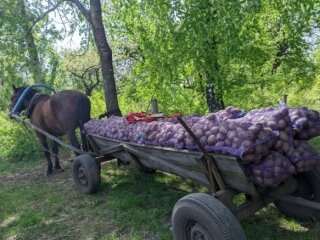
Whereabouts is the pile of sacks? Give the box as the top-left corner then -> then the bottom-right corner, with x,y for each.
84,106 -> 320,188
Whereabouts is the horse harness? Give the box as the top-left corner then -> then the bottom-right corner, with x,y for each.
27,93 -> 48,118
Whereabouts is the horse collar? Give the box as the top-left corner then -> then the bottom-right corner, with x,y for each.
27,93 -> 48,118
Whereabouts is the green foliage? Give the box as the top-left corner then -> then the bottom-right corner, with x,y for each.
89,90 -> 107,118
56,50 -> 103,96
108,0 -> 319,112
0,0 -> 62,85
0,112 -> 41,163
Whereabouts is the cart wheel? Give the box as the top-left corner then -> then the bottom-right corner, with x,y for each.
275,168 -> 320,220
72,154 -> 101,194
172,193 -> 246,240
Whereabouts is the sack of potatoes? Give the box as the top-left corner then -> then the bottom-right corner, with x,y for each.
291,140 -> 320,173
246,151 -> 295,187
289,107 -> 320,140
84,106 -> 320,188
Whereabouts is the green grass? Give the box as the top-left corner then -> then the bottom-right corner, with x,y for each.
310,137 -> 320,150
1,158 -> 320,240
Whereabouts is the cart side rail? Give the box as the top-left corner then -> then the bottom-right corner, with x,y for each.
89,134 -> 259,197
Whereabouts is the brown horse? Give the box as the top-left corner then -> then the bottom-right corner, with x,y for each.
9,85 -> 91,175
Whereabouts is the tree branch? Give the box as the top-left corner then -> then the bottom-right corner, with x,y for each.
65,0 -> 91,24
25,1 -> 63,37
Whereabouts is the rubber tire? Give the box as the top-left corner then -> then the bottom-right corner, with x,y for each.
275,168 -> 320,220
172,193 -> 246,240
72,154 -> 101,194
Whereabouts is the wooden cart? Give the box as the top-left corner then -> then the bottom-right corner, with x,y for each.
10,112 -> 320,240
72,133 -> 320,240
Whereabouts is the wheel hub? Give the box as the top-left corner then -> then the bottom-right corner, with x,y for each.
190,223 -> 211,240
78,166 -> 88,185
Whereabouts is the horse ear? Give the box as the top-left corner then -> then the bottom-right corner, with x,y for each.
12,84 -> 17,92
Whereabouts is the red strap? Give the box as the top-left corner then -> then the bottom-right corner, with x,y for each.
126,112 -> 182,124
126,112 -> 158,124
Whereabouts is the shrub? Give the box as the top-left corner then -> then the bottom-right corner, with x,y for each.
0,112 -> 41,162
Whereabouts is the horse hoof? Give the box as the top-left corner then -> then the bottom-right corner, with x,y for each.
57,168 -> 64,173
45,171 -> 52,176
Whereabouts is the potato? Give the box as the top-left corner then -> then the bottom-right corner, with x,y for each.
215,141 -> 225,147
239,122 -> 251,129
281,142 -> 290,152
248,125 -> 261,133
211,126 -> 219,134
219,125 -> 228,134
278,119 -> 287,129
216,132 -> 225,141
308,110 -> 319,121
185,138 -> 193,146
254,145 -> 264,155
243,154 -> 256,163
255,176 -> 263,185
279,132 -> 289,141
264,178 -> 275,186
224,139 -> 232,146
226,121 -> 236,129
199,136 -> 207,145
232,142 -> 241,148
253,169 -> 262,176
242,140 -> 253,148
227,130 -> 237,140
207,135 -> 216,145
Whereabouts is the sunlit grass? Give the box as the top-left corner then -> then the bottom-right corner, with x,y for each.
1,158 -> 320,239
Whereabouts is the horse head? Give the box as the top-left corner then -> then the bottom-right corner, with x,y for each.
9,85 -> 38,114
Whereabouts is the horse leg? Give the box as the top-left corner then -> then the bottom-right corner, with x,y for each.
36,133 -> 53,176
66,130 -> 81,156
52,141 -> 63,171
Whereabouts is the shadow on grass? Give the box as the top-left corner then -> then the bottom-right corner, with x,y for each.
99,162 -> 320,240
242,205 -> 320,240
1,159 -> 320,240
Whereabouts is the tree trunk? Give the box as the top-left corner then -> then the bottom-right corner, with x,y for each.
89,0 -> 121,116
69,0 -> 122,116
19,0 -> 44,83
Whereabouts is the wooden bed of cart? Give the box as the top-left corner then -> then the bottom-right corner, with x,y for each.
72,133 -> 320,240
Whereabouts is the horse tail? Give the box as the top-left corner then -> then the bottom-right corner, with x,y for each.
77,96 -> 91,152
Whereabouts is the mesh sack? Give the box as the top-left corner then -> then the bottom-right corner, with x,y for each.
291,140 -> 320,173
183,116 -> 277,164
289,107 -> 320,140
246,151 -> 295,187
241,107 -> 294,158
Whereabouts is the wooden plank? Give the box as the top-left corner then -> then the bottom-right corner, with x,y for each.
123,144 -> 211,187
87,135 -> 101,154
214,157 -> 259,196
89,134 -> 258,196
92,135 -> 202,170
98,144 -> 123,155
177,116 -> 224,191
